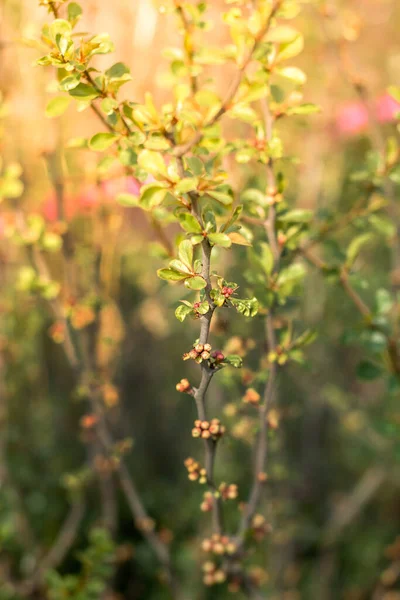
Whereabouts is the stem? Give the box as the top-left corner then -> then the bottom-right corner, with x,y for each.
174,1 -> 198,95
190,193 -> 224,534
237,93 -> 281,545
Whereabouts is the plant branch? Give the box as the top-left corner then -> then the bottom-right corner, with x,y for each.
237,95 -> 280,544
173,0 -> 283,157
174,1 -> 198,95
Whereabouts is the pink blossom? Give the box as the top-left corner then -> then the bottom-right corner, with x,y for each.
336,93 -> 400,137
336,102 -> 368,135
376,93 -> 400,123
42,176 -> 143,222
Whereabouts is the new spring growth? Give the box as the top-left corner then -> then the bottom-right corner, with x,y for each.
200,483 -> 238,511
192,418 -> 225,440
251,514 -> 273,541
243,388 -> 261,405
183,342 -> 212,363
184,457 -> 207,484
201,534 -> 238,556
202,561 -> 227,586
176,378 -> 192,394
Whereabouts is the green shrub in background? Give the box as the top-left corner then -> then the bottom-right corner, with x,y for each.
0,0 -> 400,598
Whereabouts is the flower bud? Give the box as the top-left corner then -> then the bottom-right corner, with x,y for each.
201,350 -> 210,360
204,343 -> 212,352
194,343 -> 204,353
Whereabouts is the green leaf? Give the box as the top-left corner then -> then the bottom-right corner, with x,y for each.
267,25 -> 299,43
230,297 -> 259,317
184,276 -> 207,290
224,355 -> 242,368
69,83 -> 100,101
89,133 -> 119,151
59,74 -> 81,91
45,96 -> 71,118
277,263 -> 306,286
191,234 -> 204,245
346,233 -> 373,266
221,205 -> 243,232
208,233 -> 232,248
175,304 -> 193,322
137,150 -> 167,178
178,239 -> 193,268
169,259 -> 192,275
207,189 -> 233,206
276,66 -> 307,85
139,183 -> 168,210
116,193 -> 139,207
67,2 -> 82,23
175,177 -> 199,194
357,360 -> 384,381
241,188 -> 265,205
375,289 -> 393,315
196,300 -> 209,315
157,268 -> 187,282
101,98 -> 119,115
286,103 -> 320,116
50,19 -> 72,39
106,62 -> 131,79
185,156 -> 204,176
177,212 -> 203,234
279,209 -> 313,223
258,242 -> 274,276
276,34 -> 304,62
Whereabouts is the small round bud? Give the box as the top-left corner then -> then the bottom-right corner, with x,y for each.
213,542 -> 225,555
201,430 -> 211,439
201,421 -> 210,429
204,343 -> 212,352
192,428 -> 201,438
214,569 -> 226,583
202,561 -> 215,573
194,343 -> 204,353
201,350 -> 210,360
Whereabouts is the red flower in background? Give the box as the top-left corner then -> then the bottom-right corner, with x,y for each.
42,176 -> 142,222
336,93 -> 400,136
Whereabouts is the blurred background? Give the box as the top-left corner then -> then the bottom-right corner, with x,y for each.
1,0 -> 400,598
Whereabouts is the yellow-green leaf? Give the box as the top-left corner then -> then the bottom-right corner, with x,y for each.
45,96 -> 71,118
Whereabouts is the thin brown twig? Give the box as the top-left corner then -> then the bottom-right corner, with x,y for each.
237,97 -> 281,543
174,2 -> 198,95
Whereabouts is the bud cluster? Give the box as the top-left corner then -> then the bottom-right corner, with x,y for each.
202,534 -> 237,556
175,378 -> 192,394
202,561 -> 227,586
183,342 -> 212,363
80,413 -> 98,429
184,457 -> 207,483
200,481 -> 238,512
192,418 -> 226,440
251,514 -> 272,541
221,285 -> 234,299
265,185 -> 283,206
219,482 -> 238,500
242,387 -> 261,405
